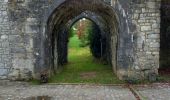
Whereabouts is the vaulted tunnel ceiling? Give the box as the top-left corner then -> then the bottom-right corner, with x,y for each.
47,0 -> 119,36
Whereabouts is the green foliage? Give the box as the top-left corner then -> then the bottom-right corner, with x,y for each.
70,18 -> 104,59
79,24 -> 92,47
69,26 -> 76,38
70,18 -> 94,47
68,34 -> 81,48
79,29 -> 88,46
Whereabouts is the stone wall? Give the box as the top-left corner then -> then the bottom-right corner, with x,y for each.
131,0 -> 161,80
0,0 -> 161,81
112,0 -> 161,80
0,0 -> 11,79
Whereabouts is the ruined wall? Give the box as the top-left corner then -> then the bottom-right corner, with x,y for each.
0,0 -> 161,80
0,0 -> 45,80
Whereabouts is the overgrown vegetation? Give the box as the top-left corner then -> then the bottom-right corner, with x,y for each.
70,18 -> 93,47
71,18 -> 106,59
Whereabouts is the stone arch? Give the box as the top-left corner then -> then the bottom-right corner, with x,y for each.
0,0 -> 161,81
36,0 -> 120,78
66,12 -> 109,62
66,11 -> 107,36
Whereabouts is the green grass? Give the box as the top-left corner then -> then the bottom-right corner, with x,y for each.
30,79 -> 41,85
157,75 -> 170,83
49,35 -> 123,84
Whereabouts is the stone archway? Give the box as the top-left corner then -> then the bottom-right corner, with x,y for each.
0,0 -> 161,81
67,11 -> 107,34
41,0 -> 119,77
159,0 -> 170,76
66,11 -> 109,62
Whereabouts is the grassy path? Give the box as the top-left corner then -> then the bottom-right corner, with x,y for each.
49,35 -> 123,84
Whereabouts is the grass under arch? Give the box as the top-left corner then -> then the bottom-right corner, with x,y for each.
48,35 -> 123,84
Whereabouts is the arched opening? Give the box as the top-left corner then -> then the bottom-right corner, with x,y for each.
43,0 -> 119,80
68,18 -> 107,62
159,0 -> 170,77
50,18 -> 115,82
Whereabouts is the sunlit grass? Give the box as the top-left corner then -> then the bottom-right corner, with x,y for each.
49,35 -> 123,84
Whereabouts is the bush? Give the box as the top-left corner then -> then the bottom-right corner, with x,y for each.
69,27 -> 76,38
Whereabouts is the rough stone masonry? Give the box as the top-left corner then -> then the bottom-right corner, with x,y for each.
0,0 -> 161,81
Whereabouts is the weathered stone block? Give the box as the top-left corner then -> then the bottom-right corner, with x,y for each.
0,68 -> 8,76
147,34 -> 160,39
147,2 -> 156,9
141,26 -> 151,31
150,42 -> 160,48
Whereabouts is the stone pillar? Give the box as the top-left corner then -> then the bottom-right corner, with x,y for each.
131,0 -> 161,80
